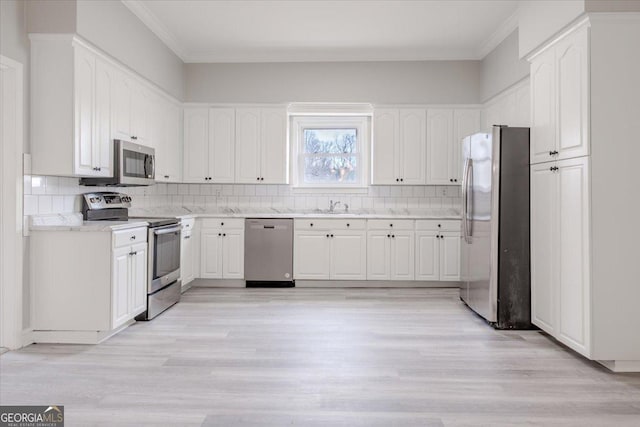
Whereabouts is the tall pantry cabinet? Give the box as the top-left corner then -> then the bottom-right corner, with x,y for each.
529,15 -> 640,371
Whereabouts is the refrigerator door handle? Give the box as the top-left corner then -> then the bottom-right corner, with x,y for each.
461,158 -> 472,244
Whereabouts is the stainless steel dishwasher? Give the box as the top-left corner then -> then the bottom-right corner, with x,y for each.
244,218 -> 294,287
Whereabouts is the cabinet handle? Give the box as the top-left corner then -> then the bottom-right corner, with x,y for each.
164,175 -> 170,179
129,251 -> 137,256
131,136 -> 137,140
130,235 -> 136,240
184,235 -> 191,240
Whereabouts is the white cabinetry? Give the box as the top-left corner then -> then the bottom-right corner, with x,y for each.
294,219 -> 367,280
200,219 -> 244,279
415,220 -> 461,281
531,157 -> 591,356
235,107 -> 288,184
427,109 -> 481,185
366,220 -> 414,280
372,108 -> 426,185
183,107 -> 236,183
180,218 -> 197,287
530,26 -> 589,164
154,101 -> 183,182
31,226 -> 148,344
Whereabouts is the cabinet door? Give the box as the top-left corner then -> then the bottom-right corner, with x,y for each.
415,232 -> 439,281
156,102 -> 182,182
181,233 -> 194,286
222,229 -> 244,279
399,109 -> 426,185
112,72 -> 133,141
426,109 -> 454,185
74,47 -> 96,176
439,232 -> 460,281
209,108 -> 235,183
131,85 -> 150,145
371,109 -> 399,184
556,27 -> 589,161
93,58 -> 114,177
112,247 -> 131,329
200,229 -> 223,278
530,163 -> 557,334
183,107 -> 210,183
530,48 -> 557,164
235,108 -> 261,183
261,108 -> 288,184
147,95 -> 166,175
391,231 -> 414,280
556,157 -> 590,356
294,232 -> 331,280
331,231 -> 367,280
453,109 -> 481,183
367,232 -> 390,280
130,243 -> 148,316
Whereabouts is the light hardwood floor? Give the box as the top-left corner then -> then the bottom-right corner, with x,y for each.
2,287 -> 640,426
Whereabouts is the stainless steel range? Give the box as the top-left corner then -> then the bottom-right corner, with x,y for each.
82,192 -> 181,320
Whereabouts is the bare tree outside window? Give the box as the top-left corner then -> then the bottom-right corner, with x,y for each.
303,129 -> 358,183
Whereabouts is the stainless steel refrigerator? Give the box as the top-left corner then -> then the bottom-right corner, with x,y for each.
460,125 -> 532,329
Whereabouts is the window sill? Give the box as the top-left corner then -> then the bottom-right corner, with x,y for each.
291,187 -> 370,195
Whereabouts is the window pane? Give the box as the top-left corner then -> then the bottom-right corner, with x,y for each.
304,129 -> 357,154
304,156 -> 358,183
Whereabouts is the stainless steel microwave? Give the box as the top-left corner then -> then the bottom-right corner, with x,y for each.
81,140 -> 155,187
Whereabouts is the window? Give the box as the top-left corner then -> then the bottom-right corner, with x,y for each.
291,116 -> 369,188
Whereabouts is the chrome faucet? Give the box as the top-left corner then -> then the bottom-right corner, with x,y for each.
329,200 -> 341,212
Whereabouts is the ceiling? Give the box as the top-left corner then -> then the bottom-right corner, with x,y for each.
122,0 -> 519,63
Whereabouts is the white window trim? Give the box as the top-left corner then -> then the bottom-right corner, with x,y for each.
290,115 -> 370,190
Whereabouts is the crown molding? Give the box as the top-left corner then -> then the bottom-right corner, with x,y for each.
121,0 -> 187,62
476,10 -> 519,60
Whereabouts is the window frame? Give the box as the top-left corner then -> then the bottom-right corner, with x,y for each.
290,115 -> 370,189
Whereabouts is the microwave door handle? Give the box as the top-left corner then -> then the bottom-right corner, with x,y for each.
146,155 -> 155,179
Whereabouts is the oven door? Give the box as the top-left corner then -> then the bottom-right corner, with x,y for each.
149,224 -> 181,293
118,140 -> 155,186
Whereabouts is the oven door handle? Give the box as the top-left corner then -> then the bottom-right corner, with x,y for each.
153,226 -> 182,235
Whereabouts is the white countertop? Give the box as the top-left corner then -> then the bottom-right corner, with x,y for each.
29,213 -> 149,232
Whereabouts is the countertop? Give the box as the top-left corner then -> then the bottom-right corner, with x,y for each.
29,213 -> 149,232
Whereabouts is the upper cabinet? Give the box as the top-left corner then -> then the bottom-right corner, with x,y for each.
530,26 -> 589,164
235,107 -> 288,184
426,108 -> 480,185
30,35 -> 182,179
372,108 -> 426,185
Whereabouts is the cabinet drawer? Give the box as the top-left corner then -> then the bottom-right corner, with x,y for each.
199,218 -> 244,229
415,220 -> 460,231
367,219 -> 414,230
295,219 -> 366,231
113,227 -> 147,248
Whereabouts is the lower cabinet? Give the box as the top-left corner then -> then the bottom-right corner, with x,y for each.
180,218 -> 196,287
112,241 -> 147,329
294,219 -> 366,280
200,218 -> 244,279
531,156 -> 591,357
366,220 -> 415,280
415,220 -> 461,281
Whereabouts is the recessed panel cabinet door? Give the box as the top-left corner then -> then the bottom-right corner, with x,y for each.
112,73 -> 133,141
453,109 -> 481,183
74,47 -> 95,176
93,59 -> 114,177
222,229 -> 244,279
331,232 -> 367,280
390,231 -> 414,280
530,163 -> 557,334
556,28 -> 589,161
427,109 -> 454,185
183,108 -> 209,183
557,157 -> 590,356
260,108 -> 288,184
367,232 -> 390,280
112,247 -> 130,329
439,232 -> 460,281
415,232 -> 439,281
235,108 -> 261,183
209,108 -> 236,183
200,230 -> 223,279
130,243 -> 148,316
181,233 -> 194,286
294,232 -> 331,280
372,109 -> 398,184
399,109 -> 426,185
530,49 -> 557,164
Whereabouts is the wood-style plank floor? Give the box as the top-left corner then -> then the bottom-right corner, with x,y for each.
2,287 -> 640,426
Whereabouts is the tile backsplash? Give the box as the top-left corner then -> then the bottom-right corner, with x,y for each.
24,175 -> 462,216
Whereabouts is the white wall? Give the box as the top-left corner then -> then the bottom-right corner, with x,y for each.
185,61 -> 481,104
480,30 -> 530,103
75,1 -> 184,100
25,0 -> 76,34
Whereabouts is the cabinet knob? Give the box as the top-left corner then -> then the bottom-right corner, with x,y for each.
221,222 -> 224,226
131,136 -> 137,140
346,223 -> 350,227
257,177 -> 260,181
310,223 -> 313,227
223,233 -> 226,237
396,178 -> 399,182
218,233 -> 222,236
389,224 -> 393,227
330,234 -> 334,238
387,234 -> 391,238
326,234 -> 330,238
392,235 -> 395,238
438,224 -> 441,228
184,235 -> 191,240
400,178 -> 404,182
130,235 -> 136,240
260,177 -> 264,181
164,175 -> 169,179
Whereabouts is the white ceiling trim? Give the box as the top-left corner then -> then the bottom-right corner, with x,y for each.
476,11 -> 519,59
122,0 -> 518,63
121,0 -> 188,62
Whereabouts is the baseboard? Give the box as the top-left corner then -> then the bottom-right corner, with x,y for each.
22,329 -> 34,347
597,360 -> 640,373
295,280 -> 460,288
190,278 -> 246,288
31,319 -> 134,345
